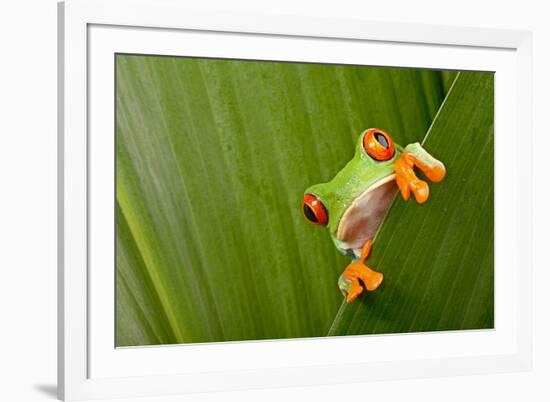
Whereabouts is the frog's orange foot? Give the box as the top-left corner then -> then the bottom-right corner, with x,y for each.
338,240 -> 383,303
394,149 -> 446,204
338,262 -> 384,303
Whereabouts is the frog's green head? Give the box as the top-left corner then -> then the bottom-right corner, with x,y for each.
302,128 -> 401,257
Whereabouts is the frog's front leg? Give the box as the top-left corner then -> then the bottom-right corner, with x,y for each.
395,142 -> 446,204
338,240 -> 384,303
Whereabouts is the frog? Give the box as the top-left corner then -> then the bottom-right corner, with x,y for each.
302,128 -> 446,303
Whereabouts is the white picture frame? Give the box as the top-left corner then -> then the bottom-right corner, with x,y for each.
58,0 -> 533,400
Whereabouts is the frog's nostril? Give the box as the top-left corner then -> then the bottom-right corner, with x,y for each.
302,193 -> 328,225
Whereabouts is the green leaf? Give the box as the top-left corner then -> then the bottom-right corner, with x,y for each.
116,203 -> 178,345
441,70 -> 459,94
328,72 -> 494,336
115,55 -> 448,346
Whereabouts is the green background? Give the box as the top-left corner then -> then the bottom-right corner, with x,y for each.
115,54 -> 493,346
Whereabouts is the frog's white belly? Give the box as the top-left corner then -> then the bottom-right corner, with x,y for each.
337,174 -> 397,257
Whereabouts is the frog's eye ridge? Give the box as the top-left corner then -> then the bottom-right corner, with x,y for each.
363,128 -> 395,161
302,193 -> 328,226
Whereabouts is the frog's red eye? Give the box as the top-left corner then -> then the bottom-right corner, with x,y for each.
363,128 -> 395,161
302,193 -> 328,225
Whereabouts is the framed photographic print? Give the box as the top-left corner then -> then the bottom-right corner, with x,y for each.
58,0 -> 533,400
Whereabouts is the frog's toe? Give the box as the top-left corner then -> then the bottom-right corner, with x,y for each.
409,177 -> 429,204
363,270 -> 383,291
346,282 -> 364,303
397,175 -> 429,203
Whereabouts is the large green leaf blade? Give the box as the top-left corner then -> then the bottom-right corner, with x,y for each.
116,203 -> 179,346
328,72 -> 494,336
115,55 -> 447,346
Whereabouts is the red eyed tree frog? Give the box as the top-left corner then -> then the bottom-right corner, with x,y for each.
302,128 -> 446,303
